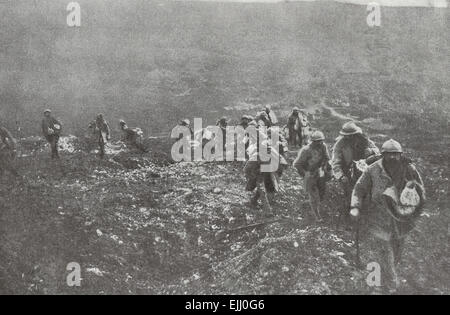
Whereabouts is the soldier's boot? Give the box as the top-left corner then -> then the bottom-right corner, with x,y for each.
267,192 -> 277,215
260,189 -> 274,217
248,190 -> 260,208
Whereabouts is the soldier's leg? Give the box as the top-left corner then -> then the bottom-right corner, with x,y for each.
298,128 -> 303,147
259,183 -> 273,215
337,176 -> 353,228
382,239 -> 399,292
304,173 -> 320,221
392,236 -> 405,266
1,152 -> 19,178
51,136 -> 59,159
288,128 -> 295,145
99,137 -> 105,159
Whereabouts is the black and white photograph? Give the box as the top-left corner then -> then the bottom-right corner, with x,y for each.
0,0 -> 448,297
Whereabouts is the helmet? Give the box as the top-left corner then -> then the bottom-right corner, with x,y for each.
310,130 -> 325,142
292,107 -> 300,112
180,119 -> 190,126
119,119 -> 126,125
247,120 -> 258,127
340,121 -> 362,136
381,139 -> 403,153
44,109 -> 52,114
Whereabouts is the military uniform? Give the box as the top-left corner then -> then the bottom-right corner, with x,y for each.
120,121 -> 147,153
42,112 -> 62,159
244,126 -> 287,214
89,116 -> 111,158
293,133 -> 330,221
287,110 -> 308,147
331,123 -> 380,221
351,156 -> 425,292
0,127 -> 19,177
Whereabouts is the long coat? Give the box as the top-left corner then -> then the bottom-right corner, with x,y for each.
293,142 -> 330,177
351,158 -> 425,240
331,135 -> 380,179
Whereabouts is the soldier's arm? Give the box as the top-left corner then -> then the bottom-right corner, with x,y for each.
6,129 -> 16,149
106,123 -> 111,139
408,164 -> 426,213
322,144 -> 331,166
54,117 -> 62,127
365,139 -> 380,158
42,120 -> 48,135
351,169 -> 372,212
331,141 -> 344,179
293,149 -> 308,177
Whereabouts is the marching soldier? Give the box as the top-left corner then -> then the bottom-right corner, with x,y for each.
0,126 -> 19,178
41,109 -> 62,159
332,121 -> 380,224
350,139 -> 425,293
287,107 -> 308,147
293,130 -> 330,222
89,114 -> 111,159
119,120 -> 147,153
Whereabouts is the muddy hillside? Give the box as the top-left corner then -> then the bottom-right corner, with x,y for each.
0,101 -> 448,295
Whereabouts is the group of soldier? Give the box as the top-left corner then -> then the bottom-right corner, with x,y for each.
211,106 -> 425,293
0,105 -> 426,293
0,109 -> 150,178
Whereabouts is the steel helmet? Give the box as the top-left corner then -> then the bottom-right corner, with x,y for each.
292,107 -> 300,112
381,139 -> 403,153
119,119 -> 126,125
340,121 -> 362,136
310,130 -> 325,142
181,119 -> 190,126
44,109 -> 52,114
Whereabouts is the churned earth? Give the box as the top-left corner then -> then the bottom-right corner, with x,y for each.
0,103 -> 448,295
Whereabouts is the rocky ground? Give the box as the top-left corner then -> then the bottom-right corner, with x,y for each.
0,103 -> 448,295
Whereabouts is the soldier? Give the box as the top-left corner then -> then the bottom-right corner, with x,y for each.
179,119 -> 194,139
0,126 -> 19,178
331,121 -> 380,224
244,124 -> 287,215
287,107 -> 308,147
41,109 -> 62,159
238,115 -> 251,130
264,105 -> 278,126
119,120 -> 147,153
216,117 -> 229,152
255,111 -> 272,128
89,114 -> 111,159
350,139 -> 425,293
293,131 -> 330,222
265,126 -> 289,204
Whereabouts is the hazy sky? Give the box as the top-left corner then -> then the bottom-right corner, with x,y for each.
178,0 -> 449,7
